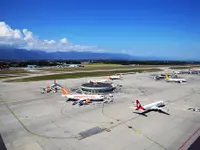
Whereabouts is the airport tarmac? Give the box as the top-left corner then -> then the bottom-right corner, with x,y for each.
0,72 -> 200,150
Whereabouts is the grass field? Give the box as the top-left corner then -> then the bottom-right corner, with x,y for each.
0,76 -> 20,79
84,63 -> 122,67
169,66 -> 200,70
38,65 -> 163,72
0,69 -> 29,74
6,68 -> 162,82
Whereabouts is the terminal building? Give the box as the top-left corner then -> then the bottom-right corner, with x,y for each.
81,82 -> 114,93
27,65 -> 37,69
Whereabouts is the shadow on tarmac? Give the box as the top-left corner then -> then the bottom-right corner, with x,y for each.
187,136 -> 200,150
0,134 -> 7,150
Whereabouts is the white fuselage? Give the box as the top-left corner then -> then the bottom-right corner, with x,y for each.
143,101 -> 164,110
89,79 -> 108,83
50,83 -> 62,89
110,75 -> 121,80
166,78 -> 187,82
62,94 -> 105,101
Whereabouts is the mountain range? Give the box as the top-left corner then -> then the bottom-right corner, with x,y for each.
0,47 -> 189,61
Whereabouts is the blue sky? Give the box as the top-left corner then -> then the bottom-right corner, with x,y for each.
0,0 -> 200,60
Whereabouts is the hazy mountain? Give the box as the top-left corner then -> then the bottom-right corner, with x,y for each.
0,48 -> 142,60
0,47 -> 184,61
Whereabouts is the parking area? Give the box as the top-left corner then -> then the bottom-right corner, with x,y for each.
0,73 -> 200,150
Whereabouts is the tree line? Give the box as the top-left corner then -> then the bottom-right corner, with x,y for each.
0,59 -> 200,68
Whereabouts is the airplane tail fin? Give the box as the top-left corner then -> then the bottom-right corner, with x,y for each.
92,80 -> 97,84
62,88 -> 69,95
107,76 -> 111,80
47,86 -> 51,89
135,100 -> 145,110
165,74 -> 169,79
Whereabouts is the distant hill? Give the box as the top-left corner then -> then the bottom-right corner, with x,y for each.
0,48 -> 145,60
0,47 -> 181,61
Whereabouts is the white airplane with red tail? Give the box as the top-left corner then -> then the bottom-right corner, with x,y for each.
61,88 -> 105,101
130,100 -> 169,115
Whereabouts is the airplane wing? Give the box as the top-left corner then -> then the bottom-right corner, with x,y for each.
130,105 -> 149,114
72,99 -> 87,106
151,106 -> 169,114
132,109 -> 149,114
77,98 -> 87,102
78,98 -> 93,102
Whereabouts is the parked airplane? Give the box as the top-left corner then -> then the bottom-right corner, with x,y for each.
153,74 -> 166,80
154,73 -> 179,80
109,74 -> 122,80
72,98 -> 114,106
88,76 -> 111,83
61,88 -> 105,101
130,100 -> 169,115
165,74 -> 187,83
88,74 -> 122,83
41,80 -> 62,94
51,80 -> 63,89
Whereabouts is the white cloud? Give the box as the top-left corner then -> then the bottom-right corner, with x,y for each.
13,29 -> 22,39
121,49 -> 134,55
0,21 -> 101,52
44,40 -> 56,44
23,29 -> 34,41
0,22 -> 22,39
60,38 -> 68,44
28,42 -> 34,47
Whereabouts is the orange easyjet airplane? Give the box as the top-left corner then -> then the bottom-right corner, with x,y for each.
61,88 -> 105,101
